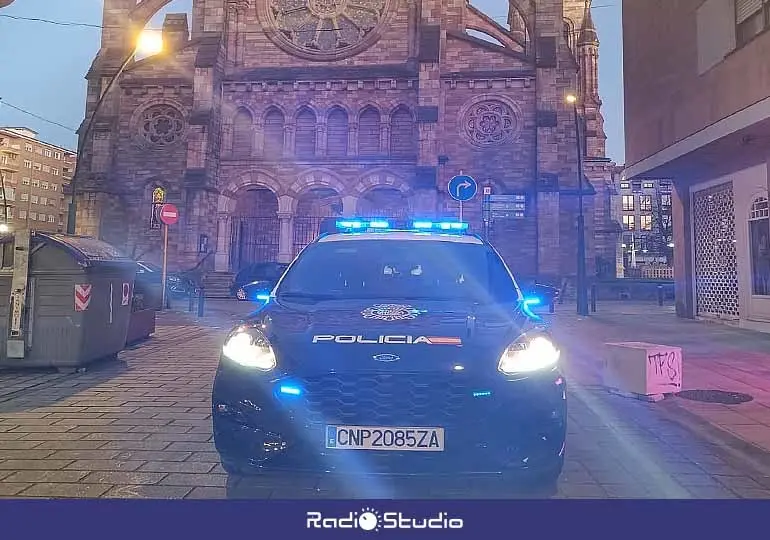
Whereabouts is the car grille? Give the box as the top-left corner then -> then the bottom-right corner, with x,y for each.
293,373 -> 482,427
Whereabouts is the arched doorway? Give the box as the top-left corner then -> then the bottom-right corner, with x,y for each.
230,188 -> 279,271
293,187 -> 342,255
358,187 -> 410,221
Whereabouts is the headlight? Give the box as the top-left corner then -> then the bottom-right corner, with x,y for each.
498,334 -> 560,375
222,327 -> 276,370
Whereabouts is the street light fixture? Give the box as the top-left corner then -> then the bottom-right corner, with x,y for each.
66,29 -> 164,235
565,93 -> 589,316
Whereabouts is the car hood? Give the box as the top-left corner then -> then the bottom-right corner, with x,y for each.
245,298 -> 539,377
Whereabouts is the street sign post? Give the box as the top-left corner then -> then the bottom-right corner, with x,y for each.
448,173 -> 478,221
158,203 -> 179,310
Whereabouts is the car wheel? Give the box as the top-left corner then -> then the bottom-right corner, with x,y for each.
503,455 -> 564,493
220,458 -> 249,476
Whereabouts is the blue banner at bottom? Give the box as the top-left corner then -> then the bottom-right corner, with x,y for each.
0,499 -> 760,538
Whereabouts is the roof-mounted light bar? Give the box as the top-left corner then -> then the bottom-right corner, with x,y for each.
333,219 -> 469,233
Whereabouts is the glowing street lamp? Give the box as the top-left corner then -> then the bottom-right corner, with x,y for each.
565,92 -> 588,316
0,223 -> 9,234
68,30 -> 164,234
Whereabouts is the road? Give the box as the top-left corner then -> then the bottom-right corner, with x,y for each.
0,300 -> 769,498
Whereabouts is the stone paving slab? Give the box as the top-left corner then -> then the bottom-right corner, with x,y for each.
0,303 -> 767,498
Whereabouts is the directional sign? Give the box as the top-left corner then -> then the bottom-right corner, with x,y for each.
74,284 -> 92,312
121,282 -> 131,306
159,203 -> 179,226
448,174 -> 478,202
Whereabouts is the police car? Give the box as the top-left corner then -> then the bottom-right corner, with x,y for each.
212,219 -> 566,486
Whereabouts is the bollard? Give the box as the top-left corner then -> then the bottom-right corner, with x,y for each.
657,285 -> 664,306
197,286 -> 205,317
188,289 -> 196,312
590,284 -> 597,313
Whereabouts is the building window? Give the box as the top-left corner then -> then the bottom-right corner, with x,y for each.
623,215 -> 635,230
639,195 -> 652,211
23,160 -> 31,169
749,195 -> 770,296
54,151 -> 62,160
389,106 -> 416,157
40,197 -> 47,205
642,182 -> 655,189
661,194 -> 672,207
31,195 -> 38,204
48,215 -> 55,223
622,195 -> 635,211
42,165 -> 50,173
51,168 -> 59,176
29,212 -> 36,220
32,179 -> 39,187
51,184 -> 58,191
326,107 -> 349,157
294,107 -> 317,158
232,108 -> 253,158
263,108 -> 285,157
5,207 -> 13,219
22,177 -> 30,185
33,162 -> 41,171
736,0 -> 769,46
41,182 -> 48,190
20,193 -> 28,202
620,182 -> 630,189
18,210 -> 26,220
640,215 -> 653,231
2,188 -> 14,201
24,143 -> 33,152
358,106 -> 381,156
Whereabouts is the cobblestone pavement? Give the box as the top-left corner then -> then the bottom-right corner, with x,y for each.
0,300 -> 769,499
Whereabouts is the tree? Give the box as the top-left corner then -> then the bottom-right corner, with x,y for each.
650,189 -> 674,265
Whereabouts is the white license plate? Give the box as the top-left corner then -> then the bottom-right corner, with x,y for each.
325,425 -> 444,452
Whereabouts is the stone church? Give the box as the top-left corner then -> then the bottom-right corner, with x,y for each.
76,0 -> 620,290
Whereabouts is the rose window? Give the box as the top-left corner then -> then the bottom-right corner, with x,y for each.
139,105 -> 186,147
462,100 -> 518,147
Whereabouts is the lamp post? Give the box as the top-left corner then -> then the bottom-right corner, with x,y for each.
566,93 -> 589,316
67,30 -> 164,235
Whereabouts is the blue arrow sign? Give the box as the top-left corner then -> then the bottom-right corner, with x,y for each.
448,174 -> 478,202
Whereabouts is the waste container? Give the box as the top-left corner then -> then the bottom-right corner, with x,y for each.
0,231 -> 137,370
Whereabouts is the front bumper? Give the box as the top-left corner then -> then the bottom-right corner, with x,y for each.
212,362 -> 567,476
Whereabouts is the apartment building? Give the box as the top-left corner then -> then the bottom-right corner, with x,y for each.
622,0 -> 770,331
618,178 -> 673,268
0,127 -> 73,233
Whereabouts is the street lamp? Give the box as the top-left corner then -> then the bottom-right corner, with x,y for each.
66,29 -> 164,235
565,93 -> 589,316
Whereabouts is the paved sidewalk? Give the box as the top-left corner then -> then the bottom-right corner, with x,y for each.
548,301 -> 770,457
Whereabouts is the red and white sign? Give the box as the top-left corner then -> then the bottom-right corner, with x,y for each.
159,203 -> 179,226
121,282 -> 131,306
74,284 -> 92,312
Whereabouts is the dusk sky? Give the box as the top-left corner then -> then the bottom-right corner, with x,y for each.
0,0 -> 624,163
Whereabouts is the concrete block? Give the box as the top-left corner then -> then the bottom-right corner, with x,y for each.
603,341 -> 683,397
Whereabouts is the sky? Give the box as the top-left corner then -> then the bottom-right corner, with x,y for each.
0,0 -> 624,163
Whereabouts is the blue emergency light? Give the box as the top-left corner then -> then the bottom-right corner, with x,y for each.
334,219 -> 469,233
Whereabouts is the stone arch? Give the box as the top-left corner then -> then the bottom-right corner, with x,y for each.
262,106 -> 286,156
357,102 -> 384,120
389,104 -> 417,157
325,102 -> 355,118
231,106 -> 255,157
294,106 -> 318,157
261,103 -> 288,124
219,170 -> 284,214
293,102 -> 321,122
289,169 -> 348,198
326,105 -> 350,157
357,104 -> 382,155
356,177 -> 412,220
130,0 -> 178,28
353,170 -> 411,197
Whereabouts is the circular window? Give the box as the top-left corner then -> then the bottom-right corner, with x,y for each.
259,0 -> 393,61
460,99 -> 520,148
137,104 -> 186,148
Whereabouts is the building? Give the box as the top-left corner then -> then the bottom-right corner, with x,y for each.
0,127 -> 73,234
622,0 -> 770,331
75,0 -> 619,287
617,177 -> 673,270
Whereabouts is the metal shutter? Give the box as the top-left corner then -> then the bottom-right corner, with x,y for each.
736,0 -> 763,24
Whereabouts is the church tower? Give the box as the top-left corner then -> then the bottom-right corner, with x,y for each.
576,1 -> 607,158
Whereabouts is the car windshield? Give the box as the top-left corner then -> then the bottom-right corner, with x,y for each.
276,238 -> 520,303
236,263 -> 286,283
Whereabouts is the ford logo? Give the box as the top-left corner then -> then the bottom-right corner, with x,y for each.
372,353 -> 400,363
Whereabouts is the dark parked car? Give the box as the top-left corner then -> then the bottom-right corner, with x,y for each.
212,219 -> 566,488
230,262 -> 289,301
136,261 -> 197,299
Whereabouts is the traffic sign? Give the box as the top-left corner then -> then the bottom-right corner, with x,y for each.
159,203 -> 179,226
448,174 -> 478,202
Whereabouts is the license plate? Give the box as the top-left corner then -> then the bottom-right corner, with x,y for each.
325,425 -> 444,452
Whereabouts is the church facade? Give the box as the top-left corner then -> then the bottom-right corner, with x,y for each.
76,0 -> 620,286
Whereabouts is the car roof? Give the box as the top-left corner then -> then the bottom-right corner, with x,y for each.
317,231 -> 484,244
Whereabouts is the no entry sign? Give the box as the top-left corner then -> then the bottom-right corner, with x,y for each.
159,203 -> 179,226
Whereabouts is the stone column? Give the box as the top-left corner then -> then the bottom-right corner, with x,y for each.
380,122 -> 391,154
348,122 -> 358,156
342,195 -> 358,216
214,214 -> 232,272
283,125 -> 294,158
277,195 -> 295,263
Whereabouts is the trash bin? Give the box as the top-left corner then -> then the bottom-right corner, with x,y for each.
0,231 -> 137,370
127,269 -> 162,345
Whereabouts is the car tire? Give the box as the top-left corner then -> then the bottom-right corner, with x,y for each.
220,458 -> 250,476
503,455 -> 564,494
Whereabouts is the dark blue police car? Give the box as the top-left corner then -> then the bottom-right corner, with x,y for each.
212,219 -> 566,486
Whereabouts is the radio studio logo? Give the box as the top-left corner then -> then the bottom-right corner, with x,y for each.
306,507 -> 464,531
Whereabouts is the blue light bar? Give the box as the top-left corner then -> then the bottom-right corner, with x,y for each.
411,221 -> 469,231
279,384 -> 302,396
335,219 -> 391,230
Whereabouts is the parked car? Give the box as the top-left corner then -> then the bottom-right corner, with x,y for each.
230,262 -> 289,301
136,261 -> 197,299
